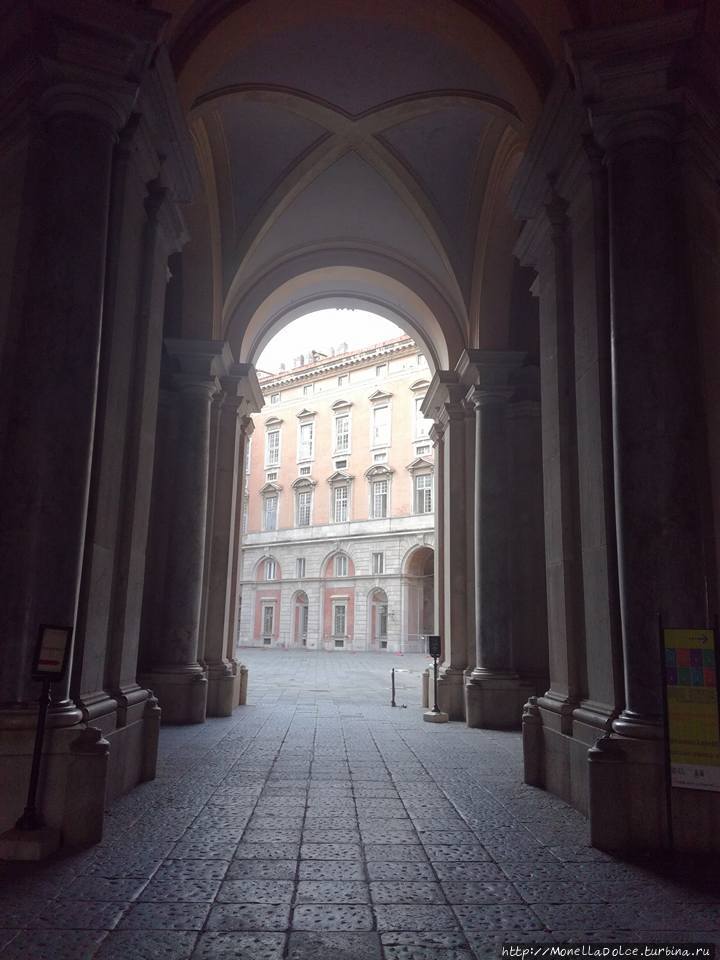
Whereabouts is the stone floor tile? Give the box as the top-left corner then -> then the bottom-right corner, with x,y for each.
57,877 -> 146,901
205,904 -> 291,932
416,830 -> 475,846
300,842 -> 362,860
514,880 -> 606,904
226,859 -> 297,880
235,842 -> 300,860
441,882 -> 522,904
433,863 -> 505,881
370,881 -> 445,904
384,947 -> 474,960
301,828 -> 360,843
118,902 -> 210,930
498,862 -> 571,882
295,881 -> 370,903
374,904 -> 461,932
243,829 -> 304,844
153,860 -> 229,882
425,844 -> 490,862
452,904 -> 544,931
30,901 -> 128,930
465,930 -> 558,958
0,929 -> 105,960
298,860 -> 366,881
80,856 -> 164,878
366,862 -> 436,881
286,931 -> 382,959
190,932 -> 285,960
364,844 -> 428,862
291,903 -> 374,931
169,838 -> 237,860
381,931 -> 469,948
216,879 -> 295,903
140,878 -> 221,902
94,930 -> 198,960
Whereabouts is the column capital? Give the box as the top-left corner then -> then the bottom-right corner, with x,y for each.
456,349 -> 527,398
165,339 -> 233,380
220,363 -> 264,416
564,10 -> 699,146
429,422 -> 445,445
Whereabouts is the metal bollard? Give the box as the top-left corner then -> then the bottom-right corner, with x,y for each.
391,668 -> 396,707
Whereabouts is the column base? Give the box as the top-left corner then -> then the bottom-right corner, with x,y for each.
0,826 -> 61,861
0,722 -> 109,849
423,709 -> 449,723
139,668 -> 208,724
465,673 -> 534,729
207,664 -> 236,717
436,668 -> 466,721
588,733 -> 670,853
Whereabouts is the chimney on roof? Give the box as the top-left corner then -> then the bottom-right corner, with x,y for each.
338,342 -> 348,353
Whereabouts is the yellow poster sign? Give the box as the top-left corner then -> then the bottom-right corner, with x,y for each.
663,629 -> 720,791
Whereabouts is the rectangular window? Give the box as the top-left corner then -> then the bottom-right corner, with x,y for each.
303,383 -> 314,396
300,604 -> 309,638
335,459 -> 347,469
296,557 -> 306,578
372,479 -> 388,519
415,444 -> 431,456
266,471 -> 277,481
334,638 -> 345,648
333,601 -> 347,636
265,559 -> 276,581
334,554 -> 348,577
270,393 -> 281,404
333,485 -> 348,523
300,465 -> 311,476
373,451 -> 387,463
242,499 -> 249,534
414,396 -> 431,439
338,374 -> 348,388
372,552 -> 385,574
372,405 -> 390,446
266,429 -> 280,466
376,363 -> 387,377
262,604 -> 274,636
296,490 -> 311,526
264,495 -> 278,531
335,414 -> 349,452
299,422 -> 314,461
414,474 -> 433,514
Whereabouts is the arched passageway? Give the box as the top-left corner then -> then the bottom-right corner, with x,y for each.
0,0 -> 718,866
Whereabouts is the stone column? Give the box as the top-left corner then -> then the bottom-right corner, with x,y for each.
429,423 -> 445,647
424,375 -> 469,720
227,416 -> 256,706
0,84 -> 130,724
463,351 -> 534,728
140,341 -> 229,724
205,368 -> 262,716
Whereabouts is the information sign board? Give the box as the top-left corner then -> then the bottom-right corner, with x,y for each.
663,628 -> 720,791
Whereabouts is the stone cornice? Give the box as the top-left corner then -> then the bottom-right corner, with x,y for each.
258,337 -> 416,390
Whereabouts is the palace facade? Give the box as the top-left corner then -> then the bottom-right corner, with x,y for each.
237,335 -> 435,652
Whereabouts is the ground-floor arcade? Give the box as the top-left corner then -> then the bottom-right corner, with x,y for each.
0,649 -> 717,960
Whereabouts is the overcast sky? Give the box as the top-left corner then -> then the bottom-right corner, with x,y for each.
256,308 -> 408,373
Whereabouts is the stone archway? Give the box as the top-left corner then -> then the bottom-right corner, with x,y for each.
401,545 -> 434,654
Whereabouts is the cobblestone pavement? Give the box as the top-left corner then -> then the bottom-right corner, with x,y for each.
1,649 -> 718,959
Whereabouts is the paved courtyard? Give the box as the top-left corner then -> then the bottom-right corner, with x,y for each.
0,649 -> 718,959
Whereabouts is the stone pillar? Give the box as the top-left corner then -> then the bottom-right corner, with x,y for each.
463,400 -> 477,679
462,351 -> 535,728
424,374 -> 468,720
205,368 -> 262,716
227,417 -> 255,706
140,341 -> 230,724
0,89 -> 129,724
429,423 -> 445,648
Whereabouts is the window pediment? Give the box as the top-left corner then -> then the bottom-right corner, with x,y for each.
406,457 -> 434,472
296,408 -> 316,419
265,416 -> 283,427
368,389 -> 392,403
409,379 -> 430,392
291,476 -> 317,489
331,399 -> 352,410
327,470 -> 354,484
365,464 -> 394,478
260,481 -> 282,494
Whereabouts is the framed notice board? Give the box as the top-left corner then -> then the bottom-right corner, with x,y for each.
663,628 -> 720,792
